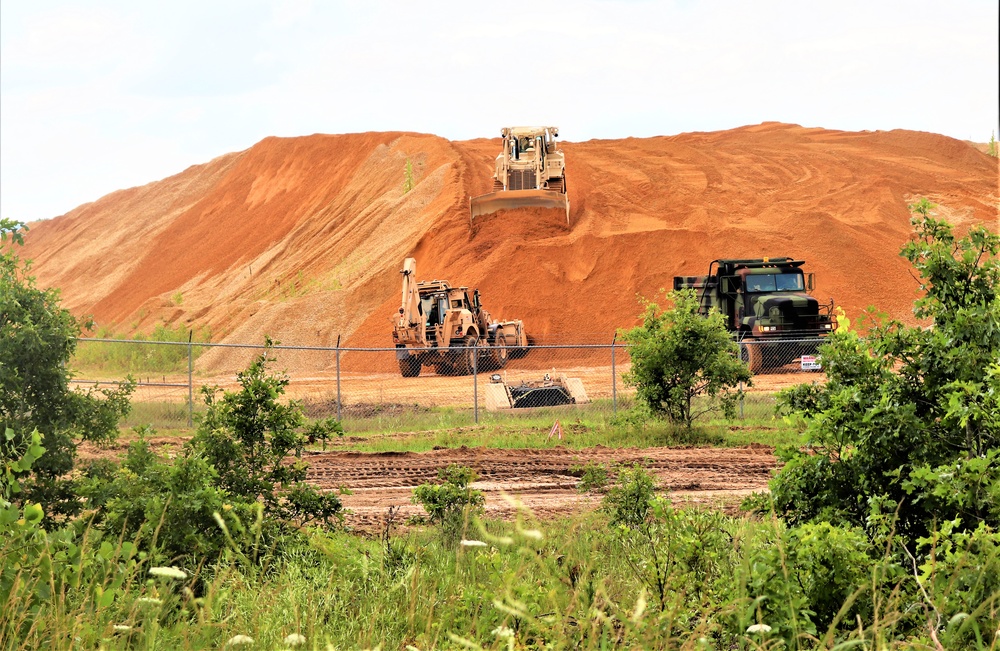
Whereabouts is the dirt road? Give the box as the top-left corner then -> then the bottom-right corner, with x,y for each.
304,444 -> 778,528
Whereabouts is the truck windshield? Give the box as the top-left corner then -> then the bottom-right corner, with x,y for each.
745,273 -> 804,292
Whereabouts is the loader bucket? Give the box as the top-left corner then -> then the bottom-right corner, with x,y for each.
470,189 -> 570,224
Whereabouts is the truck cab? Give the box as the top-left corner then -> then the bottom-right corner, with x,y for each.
732,264 -> 834,337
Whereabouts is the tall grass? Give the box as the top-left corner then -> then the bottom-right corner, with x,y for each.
70,324 -> 211,375
6,508 -> 996,650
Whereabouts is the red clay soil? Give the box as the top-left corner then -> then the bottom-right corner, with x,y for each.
76,437 -> 778,527
302,444 -> 779,527
23,123 -> 999,374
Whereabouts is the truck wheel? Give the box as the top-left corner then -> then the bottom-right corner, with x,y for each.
398,355 -> 421,377
744,342 -> 764,374
491,328 -> 509,369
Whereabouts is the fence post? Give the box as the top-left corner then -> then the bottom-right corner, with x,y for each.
187,331 -> 193,428
473,339 -> 479,424
336,334 -> 342,421
611,333 -> 618,415
739,379 -> 745,419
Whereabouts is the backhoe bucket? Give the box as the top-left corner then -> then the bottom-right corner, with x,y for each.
470,189 -> 570,224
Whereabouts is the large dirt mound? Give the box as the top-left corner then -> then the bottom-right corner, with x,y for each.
23,123 -> 999,359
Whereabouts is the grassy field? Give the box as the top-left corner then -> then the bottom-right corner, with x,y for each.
115,392 -> 797,451
7,504 -> 994,650
114,403 -> 800,453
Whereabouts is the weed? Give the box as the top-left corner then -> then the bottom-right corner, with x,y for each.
403,158 -> 415,194
569,461 -> 610,493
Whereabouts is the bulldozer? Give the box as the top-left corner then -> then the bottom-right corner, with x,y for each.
469,126 -> 570,224
392,258 -> 528,377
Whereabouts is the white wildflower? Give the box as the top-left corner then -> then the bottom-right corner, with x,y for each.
520,528 -> 544,540
492,626 -> 514,639
284,633 -> 307,646
225,634 -> 255,646
149,566 -> 187,580
630,591 -> 647,623
460,539 -> 488,547
135,597 -> 162,606
112,625 -> 131,632
746,623 -> 772,634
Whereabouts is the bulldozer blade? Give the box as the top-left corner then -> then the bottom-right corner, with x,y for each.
470,190 -> 570,224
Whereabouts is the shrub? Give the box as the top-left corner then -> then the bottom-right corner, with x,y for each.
621,289 -> 751,427
90,432 -> 233,564
71,322 -> 211,375
771,200 -> 1000,540
603,464 -> 657,528
603,465 -> 733,613
412,464 -> 484,545
745,521 -> 877,641
1,219 -> 133,522
1,430 -> 142,644
569,461 -> 610,493
190,339 -> 344,527
914,519 -> 1000,648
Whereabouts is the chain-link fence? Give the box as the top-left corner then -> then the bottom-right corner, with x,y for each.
69,337 -> 830,431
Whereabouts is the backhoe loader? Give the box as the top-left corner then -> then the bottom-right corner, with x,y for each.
392,258 -> 528,377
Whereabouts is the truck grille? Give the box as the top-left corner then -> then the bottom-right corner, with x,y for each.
508,169 -> 536,190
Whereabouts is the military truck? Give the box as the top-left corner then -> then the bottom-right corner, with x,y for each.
392,258 -> 528,377
673,258 -> 836,372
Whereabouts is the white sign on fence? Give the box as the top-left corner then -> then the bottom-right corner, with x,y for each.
800,355 -> 822,371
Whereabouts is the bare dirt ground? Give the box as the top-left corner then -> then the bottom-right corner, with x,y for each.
304,444 -> 778,529
114,362 -> 818,409
78,438 -> 778,529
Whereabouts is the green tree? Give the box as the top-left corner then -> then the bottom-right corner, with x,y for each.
1,219 -> 133,522
621,289 -> 751,427
988,130 -> 997,157
189,340 -> 344,527
771,199 -> 1000,540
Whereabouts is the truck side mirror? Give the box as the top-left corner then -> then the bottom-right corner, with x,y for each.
807,273 -> 815,291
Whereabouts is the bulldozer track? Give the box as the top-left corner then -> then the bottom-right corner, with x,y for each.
304,445 -> 778,529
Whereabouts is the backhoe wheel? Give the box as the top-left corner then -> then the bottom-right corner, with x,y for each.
491,329 -> 509,369
398,355 -> 421,377
452,335 -> 477,375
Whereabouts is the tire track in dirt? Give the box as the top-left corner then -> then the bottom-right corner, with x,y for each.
304,444 -> 778,529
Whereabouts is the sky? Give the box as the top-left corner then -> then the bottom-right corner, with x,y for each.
1,0 -> 998,222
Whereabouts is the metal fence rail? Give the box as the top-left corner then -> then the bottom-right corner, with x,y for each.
69,337 -> 830,430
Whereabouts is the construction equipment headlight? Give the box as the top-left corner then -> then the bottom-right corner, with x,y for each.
760,326 -> 777,332
822,323 -> 833,329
